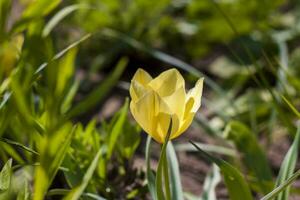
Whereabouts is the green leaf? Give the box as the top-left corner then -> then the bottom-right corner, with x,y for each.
274,124 -> 300,200
175,142 -> 237,157
281,95 -> 300,119
167,142 -> 184,200
0,0 -> 11,37
0,137 -> 39,155
118,116 -> 141,159
34,33 -> 91,75
43,4 -> 86,37
156,120 -> 172,200
106,98 -> 129,159
63,146 -> 102,200
48,189 -> 106,200
261,170 -> 300,200
34,124 -> 75,200
55,47 -> 77,97
22,0 -> 61,18
0,159 -> 12,193
190,141 -> 253,200
67,57 -> 128,118
224,120 -> 273,193
200,165 -> 221,200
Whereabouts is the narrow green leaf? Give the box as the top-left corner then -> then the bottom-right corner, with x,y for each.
167,142 -> 184,200
274,124 -> 300,200
107,98 -> 128,159
34,34 -> 91,75
63,147 -> 102,200
175,142 -> 237,157
48,189 -> 106,200
43,4 -> 85,37
281,95 -> 300,119
0,159 -> 12,193
156,120 -> 172,200
34,124 -> 75,200
190,141 -> 253,200
261,170 -> 300,200
0,137 -> 39,155
224,120 -> 273,193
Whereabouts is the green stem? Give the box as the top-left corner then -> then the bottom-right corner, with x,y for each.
163,150 -> 171,200
155,119 -> 173,200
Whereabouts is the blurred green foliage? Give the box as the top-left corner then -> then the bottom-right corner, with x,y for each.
0,0 -> 300,199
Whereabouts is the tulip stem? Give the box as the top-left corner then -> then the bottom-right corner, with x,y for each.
163,149 -> 171,200
155,119 -> 172,200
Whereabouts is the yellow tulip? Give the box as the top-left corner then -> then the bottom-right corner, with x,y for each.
129,68 -> 204,143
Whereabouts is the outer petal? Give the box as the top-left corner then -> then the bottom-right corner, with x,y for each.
129,68 -> 152,102
131,68 -> 153,86
130,91 -> 155,137
186,78 -> 204,112
161,86 -> 186,119
170,113 -> 194,139
148,68 -> 185,97
170,78 -> 204,139
130,90 -> 174,143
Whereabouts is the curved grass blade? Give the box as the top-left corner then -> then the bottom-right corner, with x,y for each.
0,138 -> 39,155
261,170 -> 300,200
190,141 -> 253,200
167,142 -> 183,200
281,95 -> 300,119
48,189 -> 106,200
43,4 -> 87,37
175,142 -> 236,157
34,33 -> 91,75
274,124 -> 300,200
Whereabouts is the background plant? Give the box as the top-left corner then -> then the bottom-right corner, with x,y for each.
0,0 -> 300,199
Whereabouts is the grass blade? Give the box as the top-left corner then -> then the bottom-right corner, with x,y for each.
274,124 -> 300,200
0,138 -> 39,155
167,142 -> 184,200
43,4 -> 86,37
224,120 -> 273,193
190,141 -> 253,200
63,147 -> 102,200
261,170 -> 300,200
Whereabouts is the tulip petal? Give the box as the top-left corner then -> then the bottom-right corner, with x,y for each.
170,113 -> 194,139
162,86 -> 186,119
132,68 -> 153,86
130,81 -> 148,102
148,68 -> 185,97
130,90 -> 174,143
130,91 -> 155,137
130,68 -> 153,102
186,78 -> 204,113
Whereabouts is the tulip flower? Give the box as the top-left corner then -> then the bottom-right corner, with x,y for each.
130,68 -> 203,143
